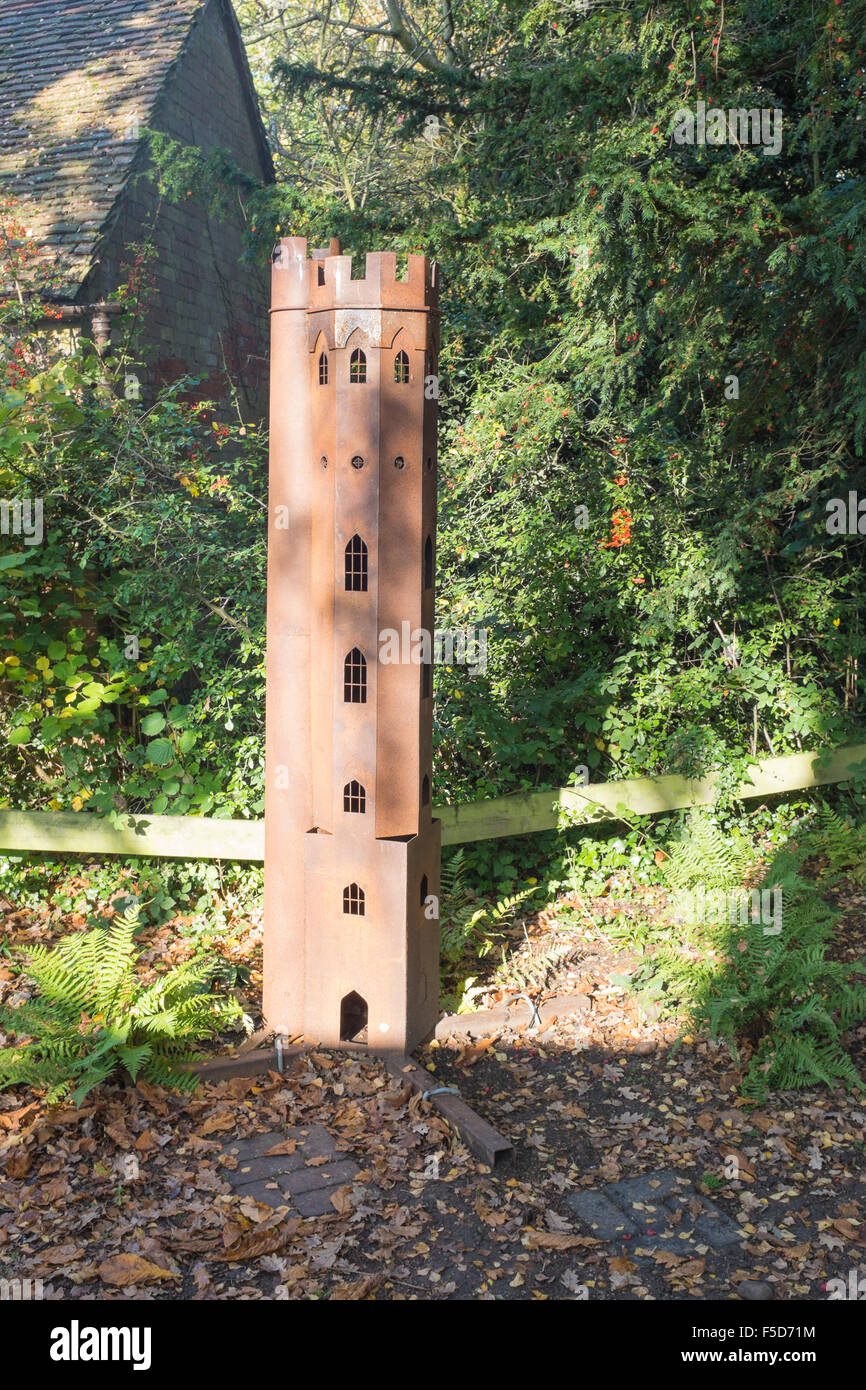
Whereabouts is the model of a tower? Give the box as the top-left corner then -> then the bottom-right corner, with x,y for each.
263,236 -> 441,1052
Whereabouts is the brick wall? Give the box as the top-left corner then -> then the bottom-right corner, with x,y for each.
81,0 -> 272,423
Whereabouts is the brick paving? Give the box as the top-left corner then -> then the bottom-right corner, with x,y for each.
566,1169 -> 745,1257
224,1124 -> 361,1218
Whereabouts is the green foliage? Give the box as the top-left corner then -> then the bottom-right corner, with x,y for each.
663,811 -> 755,892
438,847 -> 536,1010
562,824 -> 663,897
804,804 -> 866,884
439,847 -> 534,963
0,853 -> 263,936
0,321 -> 268,818
8,2 -> 866,837
653,813 -> 866,1100
0,905 -> 242,1105
223,0 -> 866,811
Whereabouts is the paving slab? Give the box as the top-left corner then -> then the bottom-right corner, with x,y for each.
231,1153 -> 306,1182
230,1179 -> 291,1209
279,1159 -> 360,1196
225,1128 -> 309,1161
605,1171 -> 683,1205
300,1124 -> 339,1160
566,1171 -> 746,1259
224,1126 -> 358,1218
688,1204 -> 745,1251
293,1188 -> 345,1218
565,1191 -> 639,1239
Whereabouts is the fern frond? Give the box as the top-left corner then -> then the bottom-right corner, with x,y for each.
0,921 -> 241,1105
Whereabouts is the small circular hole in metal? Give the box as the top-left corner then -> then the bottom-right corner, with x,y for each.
319,455 -> 328,470
351,455 -> 365,470
394,455 -> 405,471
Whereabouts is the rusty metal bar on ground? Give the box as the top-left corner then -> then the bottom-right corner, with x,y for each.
384,1055 -> 512,1167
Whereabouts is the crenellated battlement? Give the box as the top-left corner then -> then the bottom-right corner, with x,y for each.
271,236 -> 437,313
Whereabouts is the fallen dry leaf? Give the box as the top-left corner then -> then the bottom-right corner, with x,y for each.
455,1037 -> 496,1067
104,1120 -> 133,1147
329,1274 -> 382,1300
561,1103 -> 588,1120
544,1210 -> 574,1234
720,1146 -> 756,1180
191,1262 -> 214,1298
214,1218 -> 300,1262
97,1254 -> 180,1286
832,1219 -> 862,1243
0,1103 -> 38,1131
34,1243 -> 86,1266
239,1197 -> 281,1222
4,1147 -> 32,1180
36,1177 -> 69,1204
329,1186 -> 354,1216
199,1112 -> 237,1136
522,1230 -> 600,1251
44,1107 -> 96,1127
378,1083 -> 414,1109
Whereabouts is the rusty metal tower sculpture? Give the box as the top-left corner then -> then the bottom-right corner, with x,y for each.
263,237 -> 441,1053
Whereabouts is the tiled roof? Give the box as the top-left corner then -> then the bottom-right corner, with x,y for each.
0,0 -> 206,298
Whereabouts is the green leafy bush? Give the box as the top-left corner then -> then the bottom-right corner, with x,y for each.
221,0 -> 866,813
0,207 -> 267,821
0,906 -> 242,1104
438,848 -> 536,1011
655,814 -> 866,1099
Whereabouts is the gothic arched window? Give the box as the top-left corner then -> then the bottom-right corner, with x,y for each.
344,648 -> 367,703
350,347 -> 366,383
340,991 -> 367,1041
394,350 -> 410,384
342,883 -> 365,915
318,352 -> 328,384
343,780 -> 366,813
345,535 -> 368,591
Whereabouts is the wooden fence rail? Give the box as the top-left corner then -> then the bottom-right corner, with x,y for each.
0,744 -> 864,862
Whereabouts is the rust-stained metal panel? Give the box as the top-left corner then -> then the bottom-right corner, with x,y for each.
264,237 -> 440,1052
